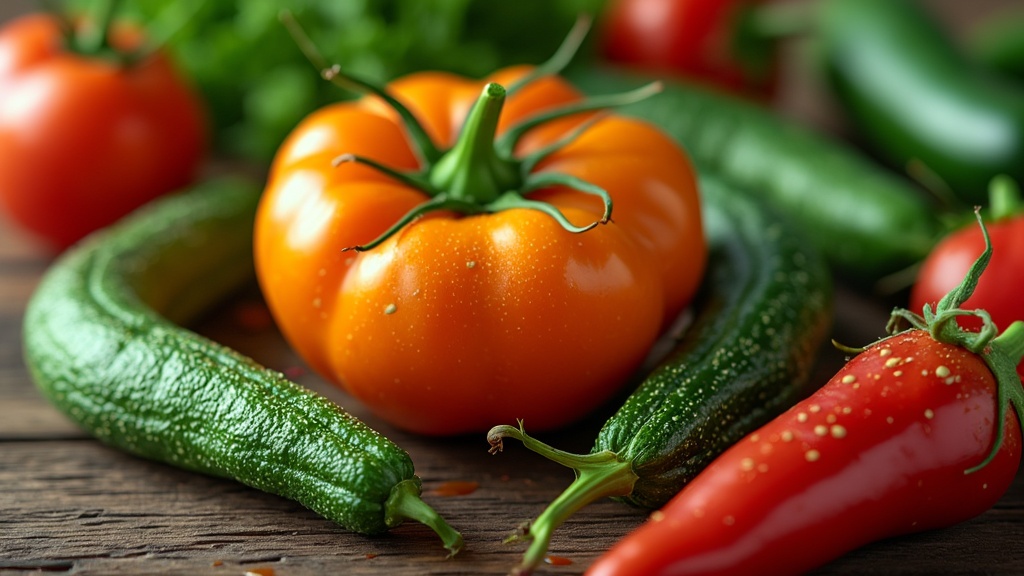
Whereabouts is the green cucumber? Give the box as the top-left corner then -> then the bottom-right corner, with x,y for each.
817,0 -> 1024,206
22,178 -> 462,553
487,174 -> 833,574
567,66 -> 944,285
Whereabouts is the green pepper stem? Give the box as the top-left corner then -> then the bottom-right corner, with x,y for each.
429,83 -> 520,205
934,209 -> 991,317
488,423 -> 637,575
968,319 -> 1024,474
384,479 -> 464,557
884,207 -> 1024,474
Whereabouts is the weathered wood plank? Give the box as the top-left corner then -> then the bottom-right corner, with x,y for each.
0,438 -> 651,576
1,435 -> 1022,575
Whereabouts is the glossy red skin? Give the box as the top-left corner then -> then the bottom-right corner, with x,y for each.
600,0 -> 778,98
911,217 -> 1024,380
588,330 -> 1022,576
0,14 -> 207,251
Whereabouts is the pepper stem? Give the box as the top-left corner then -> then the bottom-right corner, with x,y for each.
384,478 -> 464,557
884,199 -> 1024,474
488,422 -> 637,575
970,320 -> 1024,474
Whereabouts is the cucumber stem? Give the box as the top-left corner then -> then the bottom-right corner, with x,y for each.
384,479 -> 464,557
488,423 -> 637,575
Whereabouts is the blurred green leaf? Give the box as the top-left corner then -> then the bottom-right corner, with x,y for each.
64,0 -> 607,164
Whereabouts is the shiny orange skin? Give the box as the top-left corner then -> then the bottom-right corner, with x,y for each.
0,14 -> 207,251
255,66 -> 705,436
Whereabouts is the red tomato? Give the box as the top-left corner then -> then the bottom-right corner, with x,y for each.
910,211 -> 1024,379
600,0 -> 780,99
588,326 -> 1023,576
0,13 -> 207,251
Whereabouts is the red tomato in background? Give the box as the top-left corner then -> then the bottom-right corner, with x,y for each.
0,13 -> 207,251
600,0 -> 780,99
910,213 -> 1024,379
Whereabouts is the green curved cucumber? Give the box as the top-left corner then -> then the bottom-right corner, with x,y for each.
487,174 -> 833,573
22,178 -> 462,553
567,65 -> 943,285
817,0 -> 1024,206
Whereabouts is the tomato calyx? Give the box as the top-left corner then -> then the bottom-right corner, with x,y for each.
335,77 -> 662,253
52,0 -> 147,66
51,0 -> 196,67
284,13 -> 662,252
841,209 -> 1024,473
487,421 -> 638,575
50,0 -> 119,62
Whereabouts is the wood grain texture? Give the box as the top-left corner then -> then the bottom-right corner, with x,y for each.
3,226 -> 1023,576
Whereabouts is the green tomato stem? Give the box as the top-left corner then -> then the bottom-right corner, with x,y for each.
82,0 -> 120,54
506,15 -> 593,95
429,83 -> 521,205
384,478 -> 464,558
279,10 -> 442,166
279,20 -> 665,250
495,81 -> 662,158
488,422 -> 637,575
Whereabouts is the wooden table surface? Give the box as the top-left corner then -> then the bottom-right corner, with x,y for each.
2,1 -> 1023,575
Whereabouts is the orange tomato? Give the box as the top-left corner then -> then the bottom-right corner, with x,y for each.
254,65 -> 705,435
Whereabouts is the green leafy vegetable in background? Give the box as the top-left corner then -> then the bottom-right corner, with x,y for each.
64,0 -> 606,164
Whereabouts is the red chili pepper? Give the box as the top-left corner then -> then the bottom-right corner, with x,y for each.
911,176 -> 1024,380
587,213 -> 1024,576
